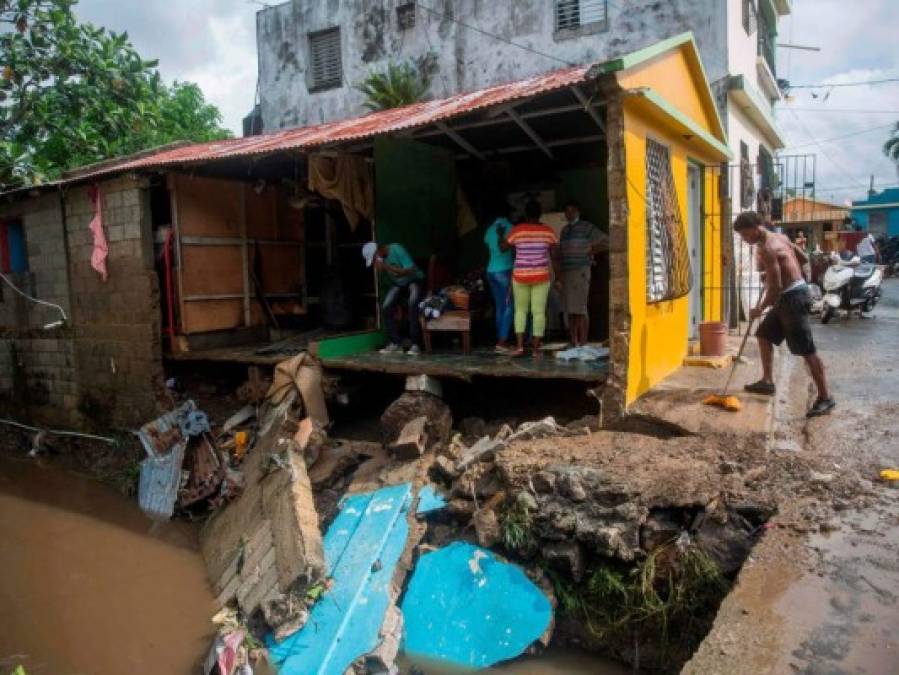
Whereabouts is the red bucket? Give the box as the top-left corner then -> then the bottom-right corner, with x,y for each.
699,321 -> 727,357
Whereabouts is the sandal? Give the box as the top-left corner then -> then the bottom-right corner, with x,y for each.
807,397 -> 836,418
744,380 -> 776,396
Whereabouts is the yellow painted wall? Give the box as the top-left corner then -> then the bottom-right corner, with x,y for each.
616,47 -> 721,141
622,106 -> 724,405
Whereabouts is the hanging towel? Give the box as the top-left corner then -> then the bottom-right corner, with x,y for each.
308,154 -> 374,230
88,185 -> 108,281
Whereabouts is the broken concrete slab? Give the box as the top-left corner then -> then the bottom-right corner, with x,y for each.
267,483 -> 413,675
389,416 -> 429,460
380,391 -> 452,449
200,407 -> 324,624
401,542 -> 553,670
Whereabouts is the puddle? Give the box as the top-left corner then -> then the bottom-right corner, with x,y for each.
0,457 -> 217,675
400,647 -> 630,674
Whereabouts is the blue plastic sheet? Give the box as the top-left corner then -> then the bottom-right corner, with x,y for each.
267,483 -> 413,675
416,484 -> 448,515
401,542 -> 552,669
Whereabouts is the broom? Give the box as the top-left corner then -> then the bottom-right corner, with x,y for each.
702,317 -> 756,413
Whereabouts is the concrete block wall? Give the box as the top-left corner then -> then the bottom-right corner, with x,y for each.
0,193 -> 80,426
64,176 -> 164,429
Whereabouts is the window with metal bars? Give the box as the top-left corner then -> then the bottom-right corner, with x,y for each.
742,0 -> 758,35
555,0 -> 608,33
645,139 -> 693,303
308,27 -> 342,92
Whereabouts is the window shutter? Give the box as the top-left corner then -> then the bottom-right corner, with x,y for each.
556,0 -> 607,31
309,28 -> 342,91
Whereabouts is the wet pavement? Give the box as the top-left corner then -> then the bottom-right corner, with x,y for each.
0,457 -> 217,675
772,277 -> 899,674
687,277 -> 899,675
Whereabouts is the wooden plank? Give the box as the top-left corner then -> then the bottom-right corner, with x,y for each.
181,245 -> 244,295
246,184 -> 279,240
173,174 -> 243,237
310,330 -> 386,359
182,300 -> 246,334
240,183 -> 251,326
254,243 -> 305,295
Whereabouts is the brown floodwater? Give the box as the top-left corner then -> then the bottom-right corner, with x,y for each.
0,456 -> 217,675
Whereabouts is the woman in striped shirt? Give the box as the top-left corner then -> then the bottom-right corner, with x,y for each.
502,200 -> 559,358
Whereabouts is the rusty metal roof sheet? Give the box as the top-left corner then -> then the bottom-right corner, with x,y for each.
63,64 -> 594,184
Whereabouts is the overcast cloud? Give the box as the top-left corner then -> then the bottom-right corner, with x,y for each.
74,0 -> 898,205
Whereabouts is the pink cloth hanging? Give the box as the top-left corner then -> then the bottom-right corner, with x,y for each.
88,185 -> 108,281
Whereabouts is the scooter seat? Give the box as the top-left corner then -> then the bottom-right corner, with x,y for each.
853,263 -> 875,279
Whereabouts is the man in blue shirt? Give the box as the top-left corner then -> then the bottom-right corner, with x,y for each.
363,241 -> 425,355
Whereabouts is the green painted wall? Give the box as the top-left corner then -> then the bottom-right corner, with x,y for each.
374,137 -> 457,261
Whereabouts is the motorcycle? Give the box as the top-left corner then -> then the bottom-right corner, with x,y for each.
820,253 -> 883,324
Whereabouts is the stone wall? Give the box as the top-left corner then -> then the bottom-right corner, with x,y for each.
0,177 -> 164,430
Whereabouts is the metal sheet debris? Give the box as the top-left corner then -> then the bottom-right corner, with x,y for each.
266,483 -> 413,675
401,542 -> 553,669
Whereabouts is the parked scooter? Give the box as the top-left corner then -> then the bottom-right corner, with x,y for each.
820,252 -> 883,324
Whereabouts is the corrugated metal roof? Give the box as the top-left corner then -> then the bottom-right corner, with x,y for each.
63,64 -> 594,184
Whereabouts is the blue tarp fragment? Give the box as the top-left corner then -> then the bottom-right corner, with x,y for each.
401,542 -> 553,669
267,483 -> 413,675
416,484 -> 448,516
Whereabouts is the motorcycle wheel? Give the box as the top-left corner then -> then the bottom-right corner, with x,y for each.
821,306 -> 835,324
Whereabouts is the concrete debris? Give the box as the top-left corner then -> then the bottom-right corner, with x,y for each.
389,416 -> 429,460
456,436 -> 506,472
405,374 -> 443,398
542,541 -> 586,582
473,508 -> 502,548
223,404 -> 257,433
380,391 -> 452,449
429,454 -> 460,483
200,399 -> 325,629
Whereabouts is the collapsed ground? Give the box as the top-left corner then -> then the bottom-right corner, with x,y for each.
0,365 -> 879,674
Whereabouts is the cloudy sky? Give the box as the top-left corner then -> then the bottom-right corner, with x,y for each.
74,0 -> 898,205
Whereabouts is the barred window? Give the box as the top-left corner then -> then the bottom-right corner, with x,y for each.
555,0 -> 608,32
645,139 -> 693,303
308,27 -> 342,92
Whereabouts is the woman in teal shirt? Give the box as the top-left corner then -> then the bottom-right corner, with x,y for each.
483,206 -> 514,350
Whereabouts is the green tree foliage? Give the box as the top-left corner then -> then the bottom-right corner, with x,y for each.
357,60 -> 432,111
885,122 -> 899,165
0,0 -> 231,188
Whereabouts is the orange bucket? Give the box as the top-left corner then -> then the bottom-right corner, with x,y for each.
699,321 -> 727,357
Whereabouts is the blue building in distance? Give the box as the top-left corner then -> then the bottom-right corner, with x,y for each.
852,187 -> 899,237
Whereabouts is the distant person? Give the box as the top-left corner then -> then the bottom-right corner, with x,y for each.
855,225 -> 879,263
558,200 -> 608,347
483,204 -> 515,351
362,241 -> 425,355
795,230 -> 808,252
734,212 -> 834,418
502,200 -> 559,358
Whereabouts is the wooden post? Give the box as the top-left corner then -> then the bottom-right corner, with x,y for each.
240,183 -> 251,326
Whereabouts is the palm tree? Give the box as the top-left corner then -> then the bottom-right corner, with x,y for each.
357,61 -> 431,111
884,122 -> 899,178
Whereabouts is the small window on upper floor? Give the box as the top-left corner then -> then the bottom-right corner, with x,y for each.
397,3 -> 416,30
308,27 -> 343,92
555,0 -> 608,37
742,0 -> 758,35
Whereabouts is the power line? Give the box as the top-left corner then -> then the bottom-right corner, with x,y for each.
782,108 -> 899,114
787,77 -> 899,89
785,107 -> 867,189
781,122 -> 895,151
414,2 -> 575,68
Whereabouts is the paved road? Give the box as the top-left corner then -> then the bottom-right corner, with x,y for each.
684,277 -> 899,675
777,276 -> 899,675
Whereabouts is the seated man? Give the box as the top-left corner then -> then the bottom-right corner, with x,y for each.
362,241 -> 425,355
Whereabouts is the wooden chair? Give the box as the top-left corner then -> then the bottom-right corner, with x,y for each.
419,255 -> 472,355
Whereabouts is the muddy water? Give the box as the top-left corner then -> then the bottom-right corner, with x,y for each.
0,457 -> 217,675
400,647 -> 630,674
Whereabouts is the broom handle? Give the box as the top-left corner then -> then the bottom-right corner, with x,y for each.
720,317 -> 756,397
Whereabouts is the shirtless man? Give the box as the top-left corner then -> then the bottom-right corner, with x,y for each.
734,211 -> 835,418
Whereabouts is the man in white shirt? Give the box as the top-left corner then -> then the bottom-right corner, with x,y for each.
855,226 -> 879,263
